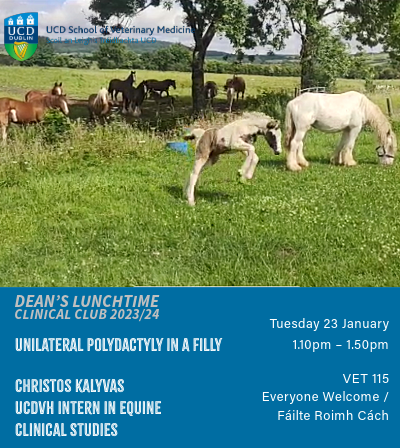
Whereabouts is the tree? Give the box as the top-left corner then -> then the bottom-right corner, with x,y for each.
147,44 -> 192,71
21,36 -> 55,67
93,41 -> 140,69
247,0 -> 400,90
88,0 -> 248,114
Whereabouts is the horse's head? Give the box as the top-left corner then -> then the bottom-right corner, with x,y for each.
377,129 -> 397,166
263,120 -> 282,155
52,82 -> 63,96
54,95 -> 69,115
131,71 -> 136,82
224,79 -> 233,91
170,80 -> 176,89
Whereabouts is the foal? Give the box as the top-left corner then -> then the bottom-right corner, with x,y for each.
122,81 -> 148,116
204,81 -> 218,108
225,76 -> 246,112
25,82 -> 63,102
184,112 -> 282,206
149,90 -> 175,116
108,71 -> 136,101
88,88 -> 113,122
0,95 -> 69,141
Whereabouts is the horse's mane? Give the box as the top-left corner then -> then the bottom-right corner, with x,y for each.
94,88 -> 109,107
241,112 -> 276,128
241,111 -> 271,120
41,94 -> 65,107
362,95 -> 397,153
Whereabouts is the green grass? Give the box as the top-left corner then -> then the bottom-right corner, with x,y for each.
2,65 -> 400,116
1,66 -> 400,286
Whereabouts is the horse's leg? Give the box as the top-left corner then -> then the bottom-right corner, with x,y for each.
186,156 -> 210,207
330,132 -> 347,166
296,137 -> 309,168
287,130 -> 306,172
122,96 -> 129,115
233,140 -> 258,181
342,127 -> 361,167
245,151 -> 259,180
1,124 -> 7,142
229,95 -> 234,113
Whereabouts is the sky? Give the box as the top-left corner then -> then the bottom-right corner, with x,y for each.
0,0 -> 379,55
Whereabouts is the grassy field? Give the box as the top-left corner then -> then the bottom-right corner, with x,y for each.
2,66 -> 400,113
1,66 -> 400,286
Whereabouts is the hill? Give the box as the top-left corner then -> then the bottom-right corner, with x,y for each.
0,38 -> 297,63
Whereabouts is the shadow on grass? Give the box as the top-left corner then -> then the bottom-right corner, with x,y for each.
166,185 -> 231,204
67,95 -> 246,133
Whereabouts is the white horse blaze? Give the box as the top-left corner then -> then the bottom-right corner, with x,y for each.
9,109 -> 18,122
284,91 -> 397,171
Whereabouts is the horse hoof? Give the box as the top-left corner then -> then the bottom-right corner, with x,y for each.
287,164 -> 302,172
344,161 -> 357,167
298,161 -> 310,168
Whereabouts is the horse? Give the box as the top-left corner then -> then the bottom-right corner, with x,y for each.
204,81 -> 218,108
145,79 -> 176,97
148,90 -> 175,116
224,76 -> 246,112
122,81 -> 148,116
0,95 -> 69,141
108,71 -> 136,101
25,82 -> 64,102
184,112 -> 282,206
284,91 -> 397,172
88,88 -> 114,122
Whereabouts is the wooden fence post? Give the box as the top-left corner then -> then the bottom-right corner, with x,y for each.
294,87 -> 299,97
386,97 -> 393,117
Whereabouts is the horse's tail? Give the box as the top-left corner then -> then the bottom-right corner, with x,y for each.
284,102 -> 295,150
107,82 -> 113,95
183,128 -> 206,148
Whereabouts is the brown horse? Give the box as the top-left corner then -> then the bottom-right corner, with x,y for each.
88,88 -> 114,122
224,76 -> 246,112
145,79 -> 176,97
108,71 -> 136,101
0,95 -> 69,141
122,81 -> 148,116
204,81 -> 218,108
25,82 -> 64,102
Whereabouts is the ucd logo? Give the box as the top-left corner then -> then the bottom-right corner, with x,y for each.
4,12 -> 38,61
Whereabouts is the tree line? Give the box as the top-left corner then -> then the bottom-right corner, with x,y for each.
2,38 -> 400,86
86,0 -> 400,114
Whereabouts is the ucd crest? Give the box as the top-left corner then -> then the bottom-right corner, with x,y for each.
4,13 -> 38,61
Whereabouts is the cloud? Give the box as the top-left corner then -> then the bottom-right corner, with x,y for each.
0,0 -> 278,52
0,0 -> 381,54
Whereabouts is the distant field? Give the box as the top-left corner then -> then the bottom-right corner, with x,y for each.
0,66 -> 400,287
